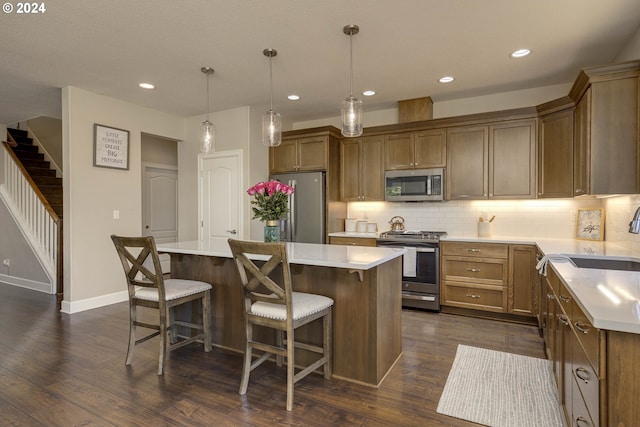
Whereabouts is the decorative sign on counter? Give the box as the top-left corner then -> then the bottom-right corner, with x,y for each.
93,124 -> 129,170
575,208 -> 605,241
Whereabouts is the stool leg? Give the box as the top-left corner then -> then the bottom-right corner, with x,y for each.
323,308 -> 332,379
239,322 -> 252,395
158,305 -> 168,375
202,290 -> 212,352
125,304 -> 137,366
286,329 -> 295,411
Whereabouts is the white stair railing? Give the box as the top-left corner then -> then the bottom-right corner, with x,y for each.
1,142 -> 60,288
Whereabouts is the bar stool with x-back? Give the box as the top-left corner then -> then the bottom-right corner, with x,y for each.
111,235 -> 212,375
228,239 -> 334,411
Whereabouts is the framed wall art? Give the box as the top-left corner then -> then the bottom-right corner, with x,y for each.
94,123 -> 130,170
575,208 -> 605,241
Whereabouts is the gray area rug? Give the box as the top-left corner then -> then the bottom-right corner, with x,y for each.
437,345 -> 564,427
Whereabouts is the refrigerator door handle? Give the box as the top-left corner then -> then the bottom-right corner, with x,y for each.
289,179 -> 297,241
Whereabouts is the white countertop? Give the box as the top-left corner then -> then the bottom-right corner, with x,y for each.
444,235 -> 640,334
157,239 -> 405,270
328,231 -> 379,238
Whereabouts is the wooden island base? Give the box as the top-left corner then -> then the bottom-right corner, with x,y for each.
169,253 -> 402,386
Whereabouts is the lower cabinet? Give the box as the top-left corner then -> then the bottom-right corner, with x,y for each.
328,236 -> 377,247
441,241 -> 537,317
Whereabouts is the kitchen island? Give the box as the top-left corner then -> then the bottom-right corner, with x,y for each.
157,239 -> 405,386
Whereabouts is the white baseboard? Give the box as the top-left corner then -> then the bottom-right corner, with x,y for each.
60,290 -> 129,314
0,274 -> 52,293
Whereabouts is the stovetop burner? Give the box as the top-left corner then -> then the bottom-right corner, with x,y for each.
378,230 -> 447,242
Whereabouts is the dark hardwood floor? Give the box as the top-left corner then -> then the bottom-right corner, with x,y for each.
0,283 -> 546,426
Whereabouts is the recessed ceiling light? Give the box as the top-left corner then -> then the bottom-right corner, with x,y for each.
362,90 -> 376,96
139,82 -> 155,90
438,76 -> 454,83
287,94 -> 300,101
510,49 -> 531,58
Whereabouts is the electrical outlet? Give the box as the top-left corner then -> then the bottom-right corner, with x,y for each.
2,259 -> 9,267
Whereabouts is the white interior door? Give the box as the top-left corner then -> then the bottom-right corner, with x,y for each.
199,150 -> 242,244
143,164 -> 178,272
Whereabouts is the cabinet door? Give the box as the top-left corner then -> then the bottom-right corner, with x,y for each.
508,244 -> 537,316
539,110 -> 574,198
360,135 -> 384,200
489,120 -> 536,199
414,129 -> 446,168
573,88 -> 591,196
384,133 -> 415,170
297,136 -> 327,171
270,139 -> 298,173
340,139 -> 361,201
446,126 -> 489,199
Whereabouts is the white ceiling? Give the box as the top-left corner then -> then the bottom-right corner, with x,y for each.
1,0 -> 639,126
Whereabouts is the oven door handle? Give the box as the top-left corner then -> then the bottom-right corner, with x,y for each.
402,293 -> 436,302
415,247 -> 436,253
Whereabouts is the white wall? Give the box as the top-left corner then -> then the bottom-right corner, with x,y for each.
61,86 -> 184,313
615,24 -> 640,61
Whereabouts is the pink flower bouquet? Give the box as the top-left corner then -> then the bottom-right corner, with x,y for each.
247,180 -> 295,221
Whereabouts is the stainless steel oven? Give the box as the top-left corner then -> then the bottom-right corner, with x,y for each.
377,231 -> 446,311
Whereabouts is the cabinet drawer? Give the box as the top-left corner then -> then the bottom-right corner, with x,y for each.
571,374 -> 598,427
556,277 -> 573,316
442,256 -> 508,286
572,333 -> 600,425
442,282 -> 507,312
329,236 -> 377,247
571,299 -> 602,375
441,242 -> 508,259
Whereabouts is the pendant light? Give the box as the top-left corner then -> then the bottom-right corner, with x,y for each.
341,24 -> 363,137
262,48 -> 282,147
200,66 -> 215,153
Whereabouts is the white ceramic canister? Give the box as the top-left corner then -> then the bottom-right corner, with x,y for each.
356,220 -> 367,233
345,218 -> 358,232
366,223 -> 377,233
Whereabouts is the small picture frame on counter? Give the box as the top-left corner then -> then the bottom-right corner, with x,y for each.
575,208 -> 605,241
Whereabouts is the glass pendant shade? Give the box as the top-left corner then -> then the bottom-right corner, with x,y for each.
341,95 -> 363,137
262,109 -> 282,147
200,119 -> 215,153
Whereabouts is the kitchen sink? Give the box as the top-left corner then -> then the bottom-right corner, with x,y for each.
569,256 -> 640,272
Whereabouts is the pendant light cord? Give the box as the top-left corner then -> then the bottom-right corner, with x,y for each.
269,55 -> 274,112
349,33 -> 354,98
206,73 -> 211,120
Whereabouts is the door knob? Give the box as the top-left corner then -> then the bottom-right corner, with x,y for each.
226,229 -> 237,234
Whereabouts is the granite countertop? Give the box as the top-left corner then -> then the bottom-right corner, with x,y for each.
157,239 -> 405,270
444,235 -> 640,335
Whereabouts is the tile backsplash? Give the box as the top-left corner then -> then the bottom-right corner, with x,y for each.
348,195 -> 640,245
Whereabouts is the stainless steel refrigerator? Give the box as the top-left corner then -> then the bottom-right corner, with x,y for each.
269,171 -> 325,243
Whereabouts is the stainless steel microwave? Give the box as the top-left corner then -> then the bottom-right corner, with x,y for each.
384,168 -> 445,202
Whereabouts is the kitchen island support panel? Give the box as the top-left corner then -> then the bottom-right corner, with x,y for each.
169,253 -> 402,386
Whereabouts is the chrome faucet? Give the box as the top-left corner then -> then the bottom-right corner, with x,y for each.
629,207 -> 640,233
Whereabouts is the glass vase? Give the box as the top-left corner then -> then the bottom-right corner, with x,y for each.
264,220 -> 280,242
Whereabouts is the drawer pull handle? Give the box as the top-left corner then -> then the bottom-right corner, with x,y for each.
558,315 -> 569,326
575,367 -> 590,384
559,295 -> 571,303
574,322 -> 590,334
466,249 -> 480,252
465,294 -> 481,299
575,416 -> 591,427
547,294 -> 555,300
466,268 -> 481,272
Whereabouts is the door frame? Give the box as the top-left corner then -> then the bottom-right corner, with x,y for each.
197,149 -> 243,241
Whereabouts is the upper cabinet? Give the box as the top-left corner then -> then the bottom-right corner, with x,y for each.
447,118 -> 536,200
569,60 -> 640,196
537,97 -> 575,198
270,128 -> 338,173
340,135 -> 384,201
384,129 -> 446,170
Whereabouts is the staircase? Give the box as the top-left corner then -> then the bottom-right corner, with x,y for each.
7,128 -> 63,218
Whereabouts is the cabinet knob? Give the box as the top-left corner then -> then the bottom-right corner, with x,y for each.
575,188 -> 583,193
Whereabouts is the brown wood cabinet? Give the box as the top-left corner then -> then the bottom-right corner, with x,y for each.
447,119 -> 536,200
384,129 -> 446,170
537,99 -> 575,198
441,242 -> 509,313
270,134 -> 328,173
507,244 -> 537,316
329,236 -> 377,247
340,135 -> 384,201
569,61 -> 640,196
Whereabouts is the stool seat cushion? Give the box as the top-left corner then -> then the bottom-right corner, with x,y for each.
135,279 -> 212,302
251,292 -> 333,320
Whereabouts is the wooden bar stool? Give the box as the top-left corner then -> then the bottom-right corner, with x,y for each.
111,235 -> 212,375
228,239 -> 333,411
